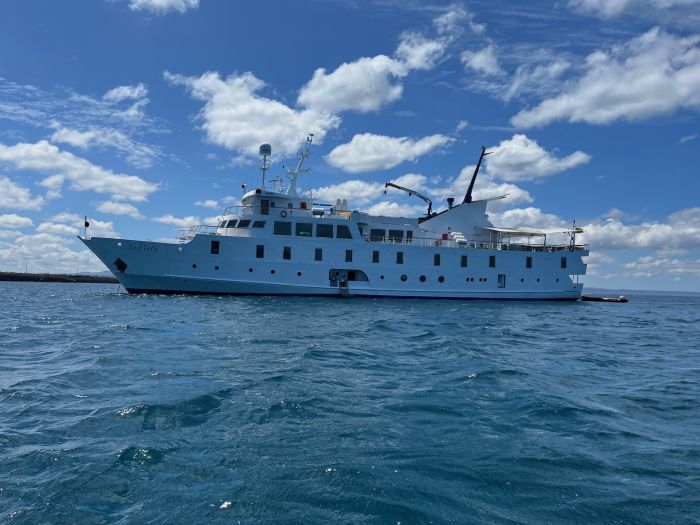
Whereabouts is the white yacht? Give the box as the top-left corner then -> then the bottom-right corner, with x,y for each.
81,136 -> 588,300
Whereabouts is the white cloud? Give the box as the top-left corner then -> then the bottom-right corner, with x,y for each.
568,0 -> 700,18
679,133 -> 698,143
0,214 -> 33,229
485,134 -> 591,181
488,207 -> 569,228
153,214 -> 201,227
312,180 -> 385,206
96,200 -> 144,219
325,133 -> 453,173
503,59 -> 571,102
434,5 -> 485,35
622,255 -> 700,278
0,177 -> 44,210
511,28 -> 700,128
0,232 -> 105,273
128,0 -> 199,14
166,71 -> 340,158
102,83 -> 148,103
49,126 -> 161,169
297,55 -> 406,114
365,201 -> 427,217
461,44 -> 504,76
194,199 -> 220,209
0,141 -> 159,201
48,212 -> 117,238
37,222 -> 80,236
395,32 -> 446,71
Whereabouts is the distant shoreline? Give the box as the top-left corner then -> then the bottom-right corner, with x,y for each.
0,272 -> 118,284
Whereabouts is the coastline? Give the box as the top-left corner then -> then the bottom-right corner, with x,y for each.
0,272 -> 118,284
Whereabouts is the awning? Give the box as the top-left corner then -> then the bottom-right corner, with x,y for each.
478,226 -> 576,236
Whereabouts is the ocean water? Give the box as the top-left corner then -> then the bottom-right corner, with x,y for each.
1,282 -> 699,524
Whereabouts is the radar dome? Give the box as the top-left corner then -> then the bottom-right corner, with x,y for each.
259,143 -> 272,157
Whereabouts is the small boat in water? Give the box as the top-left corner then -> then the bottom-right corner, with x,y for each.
581,295 -> 629,303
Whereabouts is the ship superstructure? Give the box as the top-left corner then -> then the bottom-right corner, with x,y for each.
81,136 -> 588,300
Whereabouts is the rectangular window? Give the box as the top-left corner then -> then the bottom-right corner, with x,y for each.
256,244 -> 264,258
498,274 -> 506,288
370,228 -> 385,242
315,248 -> 323,261
288,202 -> 293,209
372,250 -> 379,263
337,224 -> 353,239
561,256 -> 567,269
489,255 -> 496,268
434,253 -> 441,266
237,219 -> 251,228
210,240 -> 220,255
461,255 -> 468,268
316,223 -> 333,238
225,220 -> 238,228
252,220 -> 266,228
273,221 -> 292,235
295,223 -> 312,237
345,249 -> 353,262
388,229 -> 403,243
283,246 -> 291,260
406,230 -> 413,243
396,251 -> 404,264
526,256 -> 533,269
260,199 -> 269,216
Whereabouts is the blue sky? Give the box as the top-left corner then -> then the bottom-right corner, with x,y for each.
1,0 -> 699,291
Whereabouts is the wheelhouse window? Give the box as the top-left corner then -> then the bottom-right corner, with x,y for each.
372,250 -> 380,263
225,220 -> 238,228
315,248 -> 323,261
461,255 -> 468,268
345,249 -> 353,262
561,256 -> 567,269
252,220 -> 266,228
526,256 -> 533,268
337,225 -> 353,239
489,255 -> 496,268
388,229 -> 403,243
316,223 -> 333,238
210,240 -> 220,255
260,199 -> 270,215
396,251 -> 404,264
370,229 -> 385,241
283,246 -> 292,260
237,220 -> 251,228
295,223 -> 312,237
256,245 -> 264,258
434,253 -> 441,266
273,221 -> 292,235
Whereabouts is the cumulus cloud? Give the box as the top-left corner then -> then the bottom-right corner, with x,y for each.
461,44 -> 504,76
128,0 -> 199,14
485,134 -> 591,181
96,200 -> 145,219
312,180 -> 385,206
194,199 -> 220,209
153,214 -> 201,227
488,207 -> 569,229
0,214 -> 33,229
102,83 -> 148,103
325,133 -> 453,173
0,141 -> 159,201
49,212 -> 117,238
395,32 -> 446,71
365,201 -> 427,217
0,177 -> 44,210
511,28 -> 700,128
0,233 -> 105,273
166,71 -> 340,158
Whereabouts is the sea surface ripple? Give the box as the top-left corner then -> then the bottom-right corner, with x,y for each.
1,282 -> 699,524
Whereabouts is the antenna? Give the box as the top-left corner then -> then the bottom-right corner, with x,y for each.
259,143 -> 272,188
286,134 -> 314,197
463,145 -> 492,204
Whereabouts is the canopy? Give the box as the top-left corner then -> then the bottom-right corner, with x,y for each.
478,226 -> 576,237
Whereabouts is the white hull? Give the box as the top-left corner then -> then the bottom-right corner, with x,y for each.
81,235 -> 587,301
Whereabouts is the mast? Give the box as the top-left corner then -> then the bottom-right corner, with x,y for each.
463,145 -> 491,204
286,134 -> 314,196
259,143 -> 271,189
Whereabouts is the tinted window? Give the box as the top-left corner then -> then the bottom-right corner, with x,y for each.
252,220 -> 266,228
526,256 -> 533,268
283,246 -> 291,260
337,225 -> 353,239
296,223 -> 312,237
372,251 -> 379,263
237,220 -> 251,228
434,253 -> 440,266
561,257 -> 567,269
461,255 -> 468,267
226,220 -> 238,228
273,221 -> 292,235
370,229 -> 385,241
316,223 -> 333,238
388,229 -> 403,243
396,251 -> 404,264
345,250 -> 352,262
256,245 -> 264,258
489,255 -> 496,268
211,240 -> 220,255
315,248 -> 322,261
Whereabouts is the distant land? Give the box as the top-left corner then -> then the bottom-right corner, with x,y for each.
0,272 -> 118,284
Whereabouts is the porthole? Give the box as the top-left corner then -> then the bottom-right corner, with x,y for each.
520,278 -> 524,282
297,272 -> 302,277
438,276 -> 445,283
380,275 -> 384,280
556,278 -> 559,282
479,277 -> 482,282
271,269 -> 276,274
537,278 -> 540,282
215,265 -> 219,270
400,274 -> 408,282
419,275 -> 426,282
248,267 -> 253,272
192,263 -> 197,269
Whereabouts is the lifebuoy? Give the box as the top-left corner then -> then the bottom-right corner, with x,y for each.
435,239 -> 442,246
280,210 -> 287,217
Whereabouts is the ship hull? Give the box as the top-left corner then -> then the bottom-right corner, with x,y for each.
81,235 -> 586,301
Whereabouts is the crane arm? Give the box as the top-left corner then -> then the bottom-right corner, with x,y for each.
384,182 -> 433,216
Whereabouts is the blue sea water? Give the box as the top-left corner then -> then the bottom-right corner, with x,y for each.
1,282 -> 699,524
